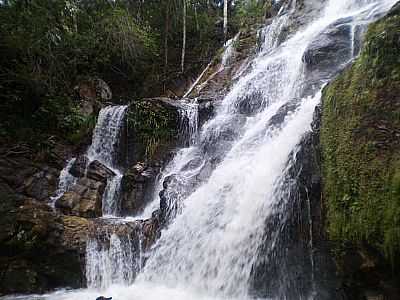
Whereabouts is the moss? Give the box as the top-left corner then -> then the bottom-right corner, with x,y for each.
127,100 -> 178,161
321,6 -> 400,263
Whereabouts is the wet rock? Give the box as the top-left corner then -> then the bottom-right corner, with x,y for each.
302,19 -> 355,95
250,106 -> 343,300
0,198 -> 84,294
69,155 -> 89,178
56,177 -> 104,218
120,162 -> 159,216
127,98 -> 180,165
62,216 -> 90,254
86,160 -> 116,182
197,97 -> 215,125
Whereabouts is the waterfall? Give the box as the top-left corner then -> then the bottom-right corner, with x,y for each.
87,105 -> 128,171
21,0 -> 397,299
87,105 -> 128,216
137,1 -> 396,299
49,158 -> 77,207
178,100 -> 199,146
138,101 -> 200,220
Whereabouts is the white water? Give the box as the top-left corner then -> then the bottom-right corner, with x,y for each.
221,32 -> 240,68
87,105 -> 128,216
87,105 -> 128,171
86,233 -> 137,289
49,158 -> 77,207
5,0 -> 397,299
138,101 -> 200,220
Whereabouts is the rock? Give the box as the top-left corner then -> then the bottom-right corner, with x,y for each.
126,98 -> 180,164
86,160 -> 116,182
75,78 -> 112,116
56,177 -> 104,218
22,166 -> 59,201
120,163 -> 159,216
69,155 -> 89,178
302,18 -> 354,95
320,5 -> 400,299
0,198 -> 84,294
197,97 -> 215,125
62,216 -> 90,253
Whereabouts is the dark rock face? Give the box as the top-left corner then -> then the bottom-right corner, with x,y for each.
126,98 -> 180,166
74,77 -> 112,117
0,146 -> 87,295
69,155 -> 89,178
320,4 -> 400,299
86,160 -> 116,182
0,196 -> 85,294
56,178 -> 104,218
250,106 -> 343,300
22,167 -> 59,201
302,19 -> 353,96
120,162 -> 159,216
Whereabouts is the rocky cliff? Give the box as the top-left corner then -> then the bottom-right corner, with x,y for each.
321,3 -> 400,299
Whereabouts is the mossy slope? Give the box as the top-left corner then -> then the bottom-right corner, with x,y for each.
321,3 -> 400,262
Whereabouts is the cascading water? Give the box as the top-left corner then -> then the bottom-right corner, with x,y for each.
7,1 -> 397,299
87,105 -> 128,216
49,158 -> 77,207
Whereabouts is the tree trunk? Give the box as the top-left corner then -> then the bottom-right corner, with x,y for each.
181,0 -> 187,74
223,0 -> 228,42
164,2 -> 170,91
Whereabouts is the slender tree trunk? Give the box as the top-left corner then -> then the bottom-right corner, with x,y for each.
181,0 -> 187,73
223,0 -> 228,42
194,5 -> 199,32
164,2 -> 170,91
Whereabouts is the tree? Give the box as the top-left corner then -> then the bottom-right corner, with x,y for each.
181,0 -> 187,73
223,0 -> 228,41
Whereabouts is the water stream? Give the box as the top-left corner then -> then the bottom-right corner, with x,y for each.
4,0 -> 397,299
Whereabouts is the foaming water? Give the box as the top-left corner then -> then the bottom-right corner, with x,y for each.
49,158 -> 77,207
4,0 -> 397,299
87,105 -> 128,170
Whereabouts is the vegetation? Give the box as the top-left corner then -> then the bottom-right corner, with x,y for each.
321,5 -> 400,263
0,1 -> 223,144
127,100 -> 178,161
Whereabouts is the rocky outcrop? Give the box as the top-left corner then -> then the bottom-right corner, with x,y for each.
120,162 -> 159,216
320,4 -> 400,299
250,107 -> 343,300
56,178 -> 104,218
0,195 -> 85,295
56,158 -> 116,218
126,97 -> 180,165
74,77 -> 112,116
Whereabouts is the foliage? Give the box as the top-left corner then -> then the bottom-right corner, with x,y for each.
321,6 -> 400,264
232,0 -> 270,29
0,0 -> 264,147
127,101 -> 178,160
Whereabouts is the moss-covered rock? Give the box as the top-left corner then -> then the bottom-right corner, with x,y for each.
126,98 -> 179,164
321,0 -> 400,270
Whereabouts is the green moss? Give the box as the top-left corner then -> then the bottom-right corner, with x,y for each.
128,100 -> 177,161
321,6 -> 400,263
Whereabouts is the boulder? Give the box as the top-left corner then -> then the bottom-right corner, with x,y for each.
75,78 -> 112,116
302,18 -> 355,95
69,155 -> 89,178
127,98 -> 180,164
120,162 -> 159,216
0,198 -> 84,294
62,216 -> 90,254
56,177 -> 104,218
86,160 -> 116,182
22,166 -> 59,201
